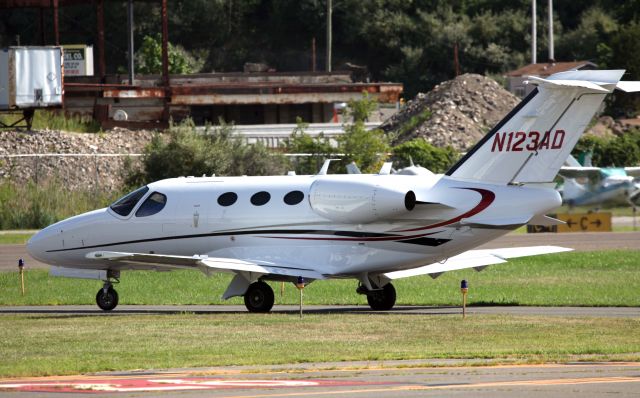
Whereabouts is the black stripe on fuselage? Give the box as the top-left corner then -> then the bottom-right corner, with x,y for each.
47,229 -> 451,253
445,88 -> 539,176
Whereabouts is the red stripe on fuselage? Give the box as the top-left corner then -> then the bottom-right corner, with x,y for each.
397,188 -> 496,232
258,231 -> 440,242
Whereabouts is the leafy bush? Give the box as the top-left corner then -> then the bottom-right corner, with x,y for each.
573,130 -> 640,167
284,119 -> 334,175
337,123 -> 390,173
136,35 -> 204,75
125,118 -> 289,187
392,139 -> 459,173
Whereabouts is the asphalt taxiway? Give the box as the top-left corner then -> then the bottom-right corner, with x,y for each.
1,362 -> 639,397
1,304 -> 639,317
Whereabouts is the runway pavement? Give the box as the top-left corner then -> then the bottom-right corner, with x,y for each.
1,362 -> 639,397
1,231 -> 639,271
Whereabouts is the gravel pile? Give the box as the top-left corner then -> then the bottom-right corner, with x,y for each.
382,73 -> 520,151
0,129 -> 154,191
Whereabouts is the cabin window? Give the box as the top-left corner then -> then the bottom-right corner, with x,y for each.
250,191 -> 271,206
217,192 -> 238,207
284,190 -> 304,205
135,192 -> 167,217
110,186 -> 149,216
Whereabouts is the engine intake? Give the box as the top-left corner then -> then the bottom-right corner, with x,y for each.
309,179 -> 415,223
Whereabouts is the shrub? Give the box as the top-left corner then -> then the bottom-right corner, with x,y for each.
392,139 -> 459,173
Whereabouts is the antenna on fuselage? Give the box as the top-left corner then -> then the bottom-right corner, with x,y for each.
317,159 -> 341,175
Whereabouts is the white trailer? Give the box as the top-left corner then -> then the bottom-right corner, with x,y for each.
0,46 -> 63,129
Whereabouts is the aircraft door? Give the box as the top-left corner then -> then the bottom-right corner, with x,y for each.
177,190 -> 211,232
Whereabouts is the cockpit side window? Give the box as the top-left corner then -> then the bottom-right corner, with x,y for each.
135,192 -> 167,217
109,186 -> 149,217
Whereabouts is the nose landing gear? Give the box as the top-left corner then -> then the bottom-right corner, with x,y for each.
96,272 -> 120,311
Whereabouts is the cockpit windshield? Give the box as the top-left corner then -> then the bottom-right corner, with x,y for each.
109,186 -> 149,216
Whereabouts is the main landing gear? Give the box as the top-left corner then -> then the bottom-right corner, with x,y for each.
358,282 -> 397,311
244,281 -> 275,313
96,281 -> 119,311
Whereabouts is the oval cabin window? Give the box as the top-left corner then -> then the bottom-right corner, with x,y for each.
284,190 -> 304,205
218,192 -> 238,207
250,191 -> 271,206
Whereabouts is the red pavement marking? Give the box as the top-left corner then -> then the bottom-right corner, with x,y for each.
0,377 -> 381,393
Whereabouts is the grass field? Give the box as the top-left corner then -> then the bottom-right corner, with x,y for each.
1,250 -> 639,307
0,313 -> 639,377
0,233 -> 33,245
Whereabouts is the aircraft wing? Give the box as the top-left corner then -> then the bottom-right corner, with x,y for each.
384,246 -> 572,280
558,166 -> 601,179
85,251 -> 325,280
625,167 -> 640,178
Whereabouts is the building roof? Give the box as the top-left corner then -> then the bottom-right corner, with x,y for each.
507,61 -> 597,77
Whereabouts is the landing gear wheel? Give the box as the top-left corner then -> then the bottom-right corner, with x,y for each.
367,283 -> 396,311
244,281 -> 274,313
96,287 -> 119,311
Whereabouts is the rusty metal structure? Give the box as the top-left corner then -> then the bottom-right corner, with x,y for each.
1,0 -> 403,128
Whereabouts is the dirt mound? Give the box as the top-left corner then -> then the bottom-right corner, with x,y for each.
382,73 -> 520,151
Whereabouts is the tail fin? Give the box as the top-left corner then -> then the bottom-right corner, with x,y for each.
446,70 -> 629,184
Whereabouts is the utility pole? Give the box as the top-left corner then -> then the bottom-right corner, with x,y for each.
548,0 -> 554,62
326,0 -> 332,72
127,0 -> 135,85
531,0 -> 537,64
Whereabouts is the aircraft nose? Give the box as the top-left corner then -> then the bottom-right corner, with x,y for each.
27,227 -> 59,264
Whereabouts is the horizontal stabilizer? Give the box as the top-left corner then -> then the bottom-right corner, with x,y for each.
384,246 -> 572,280
558,166 -> 602,179
527,214 -> 565,226
85,251 -> 325,280
616,81 -> 640,92
625,167 -> 640,178
527,76 -> 610,92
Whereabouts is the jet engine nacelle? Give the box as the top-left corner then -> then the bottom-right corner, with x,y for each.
309,179 -> 416,223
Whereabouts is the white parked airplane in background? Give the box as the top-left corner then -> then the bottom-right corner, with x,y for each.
559,155 -> 640,208
28,70 -> 639,312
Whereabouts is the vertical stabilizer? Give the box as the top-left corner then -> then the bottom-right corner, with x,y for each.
446,70 -> 625,184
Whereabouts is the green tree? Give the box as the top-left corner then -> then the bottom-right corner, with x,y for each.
337,123 -> 390,173
392,139 -> 459,173
284,118 -> 333,175
125,118 -> 289,187
136,35 -> 203,74
346,92 -> 378,122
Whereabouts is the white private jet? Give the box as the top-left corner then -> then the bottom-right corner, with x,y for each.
27,70 -> 639,312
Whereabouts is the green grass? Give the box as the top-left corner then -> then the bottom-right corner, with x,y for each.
1,250 -> 639,307
0,313 -> 638,377
0,181 -> 121,229
0,110 -> 101,133
0,233 -> 33,244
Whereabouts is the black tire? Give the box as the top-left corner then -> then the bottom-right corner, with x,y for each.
367,283 -> 396,311
96,287 -> 119,311
244,281 -> 275,313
